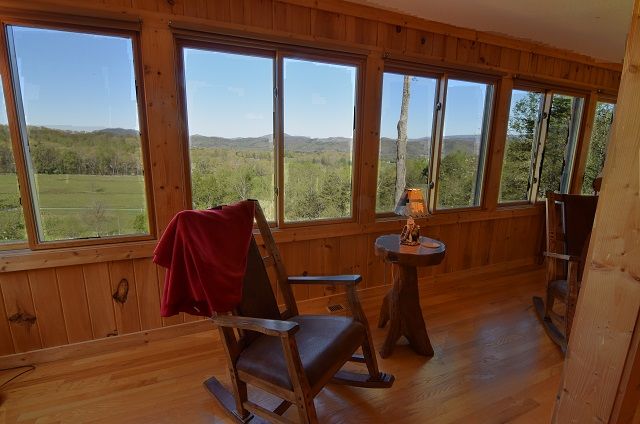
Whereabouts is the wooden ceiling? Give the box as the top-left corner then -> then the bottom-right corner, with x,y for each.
347,0 -> 634,63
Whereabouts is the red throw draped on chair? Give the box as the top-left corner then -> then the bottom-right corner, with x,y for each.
153,200 -> 255,317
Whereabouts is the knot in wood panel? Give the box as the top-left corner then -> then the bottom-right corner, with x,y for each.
8,310 -> 36,327
112,278 -> 129,304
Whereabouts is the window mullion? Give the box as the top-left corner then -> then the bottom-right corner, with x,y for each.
529,91 -> 553,202
428,74 -> 447,213
275,51 -> 285,228
0,24 -> 40,248
474,84 -> 494,206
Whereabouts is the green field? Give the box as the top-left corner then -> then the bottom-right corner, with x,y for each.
0,174 -> 147,242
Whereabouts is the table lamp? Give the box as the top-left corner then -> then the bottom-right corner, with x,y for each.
394,188 -> 427,246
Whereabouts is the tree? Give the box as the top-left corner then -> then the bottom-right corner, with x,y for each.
395,75 -> 411,204
582,103 -> 614,194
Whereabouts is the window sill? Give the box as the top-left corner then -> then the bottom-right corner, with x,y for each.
0,239 -> 157,273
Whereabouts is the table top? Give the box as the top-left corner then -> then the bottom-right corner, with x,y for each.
374,234 -> 446,267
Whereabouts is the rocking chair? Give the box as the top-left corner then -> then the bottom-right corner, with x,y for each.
206,200 -> 394,423
533,191 -> 598,352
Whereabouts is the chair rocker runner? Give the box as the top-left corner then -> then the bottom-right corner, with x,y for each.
206,200 -> 394,424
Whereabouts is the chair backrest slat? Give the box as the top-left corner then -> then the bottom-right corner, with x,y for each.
250,200 -> 298,318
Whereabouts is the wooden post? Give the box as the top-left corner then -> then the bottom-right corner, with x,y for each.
553,1 -> 640,422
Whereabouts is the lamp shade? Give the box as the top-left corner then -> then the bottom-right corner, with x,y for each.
394,188 -> 427,218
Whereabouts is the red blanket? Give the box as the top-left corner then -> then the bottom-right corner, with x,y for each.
153,201 -> 255,317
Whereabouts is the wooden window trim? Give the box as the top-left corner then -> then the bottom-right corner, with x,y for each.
0,19 -> 156,250
175,33 -> 366,228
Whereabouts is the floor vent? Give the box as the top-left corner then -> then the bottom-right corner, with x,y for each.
327,303 -> 345,313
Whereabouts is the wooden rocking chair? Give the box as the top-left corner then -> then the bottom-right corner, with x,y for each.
533,191 -> 598,352
206,200 -> 394,424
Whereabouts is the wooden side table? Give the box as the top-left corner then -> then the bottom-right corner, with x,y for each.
375,234 -> 446,358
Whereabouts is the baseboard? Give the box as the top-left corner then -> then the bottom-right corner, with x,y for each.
0,320 -> 213,369
0,257 -> 541,368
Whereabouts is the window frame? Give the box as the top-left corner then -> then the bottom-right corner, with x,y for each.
431,73 -> 496,213
175,35 -> 366,228
374,60 -> 498,217
497,81 -> 590,206
375,63 -> 442,218
0,18 -> 156,250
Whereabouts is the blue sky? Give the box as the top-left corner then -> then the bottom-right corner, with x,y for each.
7,26 -> 139,130
380,74 -> 490,139
3,26 -> 489,139
184,49 -> 357,139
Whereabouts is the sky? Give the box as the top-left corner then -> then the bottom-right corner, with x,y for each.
380,74 -> 490,139
7,26 -> 139,131
1,25 -> 490,139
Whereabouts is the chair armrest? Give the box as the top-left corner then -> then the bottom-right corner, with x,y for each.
288,275 -> 362,286
544,252 -> 581,262
211,315 -> 299,337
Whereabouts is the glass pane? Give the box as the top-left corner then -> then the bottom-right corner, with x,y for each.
283,58 -> 356,222
0,82 -> 26,244
8,26 -> 149,242
537,94 -> 584,198
437,79 -> 492,209
182,48 -> 275,220
377,72 -> 436,213
582,101 -> 615,194
499,89 -> 543,203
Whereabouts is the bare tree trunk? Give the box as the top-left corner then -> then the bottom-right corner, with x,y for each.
395,75 -> 411,204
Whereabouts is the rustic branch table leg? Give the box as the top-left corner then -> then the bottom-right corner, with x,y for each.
379,264 -> 434,358
400,266 -> 434,356
379,264 -> 403,357
377,291 -> 391,328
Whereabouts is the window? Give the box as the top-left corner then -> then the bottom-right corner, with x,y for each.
182,48 -> 276,220
180,41 -> 360,224
537,94 -> 584,198
283,58 -> 357,222
498,88 -> 586,204
5,25 -> 151,244
0,81 -> 26,244
582,101 -> 615,194
436,79 -> 493,209
375,70 -> 494,214
499,89 -> 543,203
376,72 -> 437,213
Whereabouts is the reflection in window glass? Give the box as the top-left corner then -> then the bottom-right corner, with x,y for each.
537,94 -> 584,198
582,102 -> 615,194
499,89 -> 543,203
437,79 -> 492,209
182,48 -> 275,219
8,26 -> 149,242
376,72 -> 436,213
0,82 -> 26,244
283,58 -> 356,222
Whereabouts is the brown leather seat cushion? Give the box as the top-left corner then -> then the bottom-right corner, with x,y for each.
236,315 -> 365,390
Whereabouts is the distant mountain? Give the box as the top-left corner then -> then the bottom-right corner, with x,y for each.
191,133 -> 480,156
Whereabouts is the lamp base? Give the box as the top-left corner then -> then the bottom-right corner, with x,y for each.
400,219 -> 421,246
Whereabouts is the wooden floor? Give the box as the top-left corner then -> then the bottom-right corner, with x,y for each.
0,266 -> 563,423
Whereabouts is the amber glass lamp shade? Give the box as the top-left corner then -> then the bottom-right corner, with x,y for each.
394,188 -> 427,218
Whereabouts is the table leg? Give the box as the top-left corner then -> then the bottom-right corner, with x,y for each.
379,264 -> 434,358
